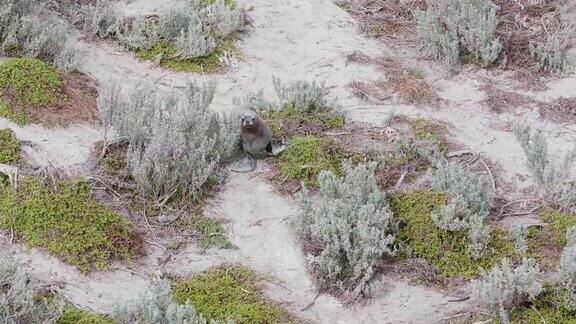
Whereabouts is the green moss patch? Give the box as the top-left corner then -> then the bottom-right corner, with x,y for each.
390,190 -> 516,279
0,128 -> 20,164
0,177 -> 141,272
0,58 -> 62,106
0,58 -> 63,124
276,135 -> 344,186
201,0 -> 237,8
411,118 -> 449,152
0,98 -> 25,125
510,285 -> 576,323
173,266 -> 291,323
188,217 -> 234,249
261,105 -> 345,138
526,208 -> 576,269
135,41 -> 236,73
58,307 -> 113,324
539,208 -> 576,247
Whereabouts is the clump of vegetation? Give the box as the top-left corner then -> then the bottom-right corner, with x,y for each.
98,79 -> 237,203
76,0 -> 244,73
0,58 -> 64,124
528,5 -> 575,74
0,0 -> 79,70
58,307 -> 113,324
374,135 -> 431,189
0,128 -> 20,164
294,163 -> 396,296
522,208 -> 576,269
514,124 -> 576,213
430,160 -> 494,258
390,190 -> 515,278
540,208 -> 576,248
0,177 -> 141,272
558,227 -> 576,306
272,78 -> 339,114
414,0 -> 502,71
235,79 -> 347,187
188,217 -> 234,249
277,136 -> 344,186
236,78 -> 345,138
470,258 -> 542,324
173,266 -> 290,323
503,227 -> 576,322
509,285 -> 576,323
411,118 -> 449,152
114,279 -> 204,324
0,245 -> 63,323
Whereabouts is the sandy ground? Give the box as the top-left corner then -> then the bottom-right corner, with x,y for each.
2,0 -> 576,322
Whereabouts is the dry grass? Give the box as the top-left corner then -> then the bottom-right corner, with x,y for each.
2,71 -> 98,126
494,0 -> 576,71
540,97 -> 576,123
347,53 -> 442,107
480,81 -> 537,113
337,0 -> 425,40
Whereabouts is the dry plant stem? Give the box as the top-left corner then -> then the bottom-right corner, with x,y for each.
301,292 -> 322,311
480,158 -> 496,192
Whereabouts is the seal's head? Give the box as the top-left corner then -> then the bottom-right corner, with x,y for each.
240,111 -> 258,129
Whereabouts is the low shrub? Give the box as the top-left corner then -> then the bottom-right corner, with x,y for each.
0,245 -> 63,323
78,0 -> 244,72
98,79 -> 237,203
0,128 -> 20,164
0,0 -> 79,70
558,227 -> 576,306
236,79 -> 345,138
430,160 -> 494,258
0,177 -> 141,272
114,279 -> 204,324
414,0 -> 502,71
272,78 -> 338,114
294,163 -> 396,296
514,124 -> 576,213
509,284 -> 576,323
470,258 -> 542,324
173,266 -> 290,323
528,6 -> 576,74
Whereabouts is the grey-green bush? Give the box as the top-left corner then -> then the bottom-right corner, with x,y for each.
114,279 -> 206,324
0,246 -> 63,323
98,79 -> 237,203
430,159 -> 494,258
529,6 -> 575,73
233,89 -> 275,113
78,0 -> 120,38
514,124 -> 576,213
174,14 -> 216,59
557,227 -> 576,306
414,0 -> 502,71
0,0 -> 79,70
272,77 -> 339,113
295,162 -> 396,297
470,258 -> 542,324
79,0 -> 243,61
